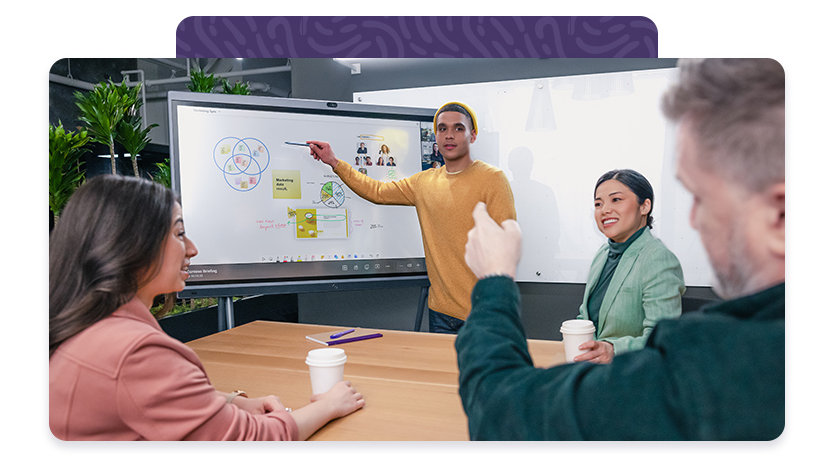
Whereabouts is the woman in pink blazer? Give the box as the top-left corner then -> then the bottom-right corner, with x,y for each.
49,175 -> 364,440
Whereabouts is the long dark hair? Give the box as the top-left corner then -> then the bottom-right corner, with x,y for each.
594,169 -> 655,229
49,175 -> 176,356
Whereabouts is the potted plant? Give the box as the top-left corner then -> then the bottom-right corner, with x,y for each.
49,122 -> 89,225
222,78 -> 251,95
74,79 -> 134,175
116,102 -> 158,177
187,68 -> 217,93
151,158 -> 171,188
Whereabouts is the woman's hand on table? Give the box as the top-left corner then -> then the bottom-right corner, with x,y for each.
311,380 -> 365,418
230,394 -> 287,415
291,380 -> 365,440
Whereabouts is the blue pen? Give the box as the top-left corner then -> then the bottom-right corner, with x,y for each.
285,141 -> 310,147
330,328 -> 355,339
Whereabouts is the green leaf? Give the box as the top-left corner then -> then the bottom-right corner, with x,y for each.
188,68 -> 217,93
74,79 -> 132,151
151,158 -> 172,188
222,78 -> 251,95
75,78 -> 148,175
49,121 -> 90,219
115,114 -> 158,159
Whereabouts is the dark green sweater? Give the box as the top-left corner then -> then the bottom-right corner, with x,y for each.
455,276 -> 784,440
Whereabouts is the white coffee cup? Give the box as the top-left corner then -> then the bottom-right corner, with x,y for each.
560,319 -> 596,362
305,348 -> 347,395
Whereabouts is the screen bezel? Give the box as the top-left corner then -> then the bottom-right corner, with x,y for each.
167,92 -> 435,297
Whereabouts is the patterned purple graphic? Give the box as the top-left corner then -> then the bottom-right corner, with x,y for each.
176,16 -> 657,58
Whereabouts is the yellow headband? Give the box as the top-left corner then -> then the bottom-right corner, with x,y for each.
433,101 -> 478,135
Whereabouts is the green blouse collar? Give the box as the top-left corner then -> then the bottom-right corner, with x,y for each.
607,226 -> 647,259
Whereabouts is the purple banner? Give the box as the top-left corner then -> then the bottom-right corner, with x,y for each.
176,16 -> 657,58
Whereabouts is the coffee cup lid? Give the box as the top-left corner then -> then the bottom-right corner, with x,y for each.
305,347 -> 347,366
560,319 -> 596,334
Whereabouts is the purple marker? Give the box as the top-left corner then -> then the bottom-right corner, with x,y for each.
330,328 -> 355,339
328,333 -> 382,346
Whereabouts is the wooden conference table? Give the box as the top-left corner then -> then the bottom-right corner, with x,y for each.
188,321 -> 566,440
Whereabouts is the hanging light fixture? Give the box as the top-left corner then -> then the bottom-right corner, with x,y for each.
525,80 -> 557,132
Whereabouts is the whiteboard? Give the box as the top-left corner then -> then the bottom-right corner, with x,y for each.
355,68 -> 713,286
169,93 -> 436,287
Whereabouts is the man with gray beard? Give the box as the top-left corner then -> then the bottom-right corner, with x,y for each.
455,59 -> 785,440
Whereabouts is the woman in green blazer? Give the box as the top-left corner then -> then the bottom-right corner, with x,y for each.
574,169 -> 685,364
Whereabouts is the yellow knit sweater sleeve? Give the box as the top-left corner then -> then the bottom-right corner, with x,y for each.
332,160 -> 417,206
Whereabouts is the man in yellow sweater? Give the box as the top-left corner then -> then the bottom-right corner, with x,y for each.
308,102 -> 516,333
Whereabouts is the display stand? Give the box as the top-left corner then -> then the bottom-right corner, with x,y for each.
182,275 -> 431,333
